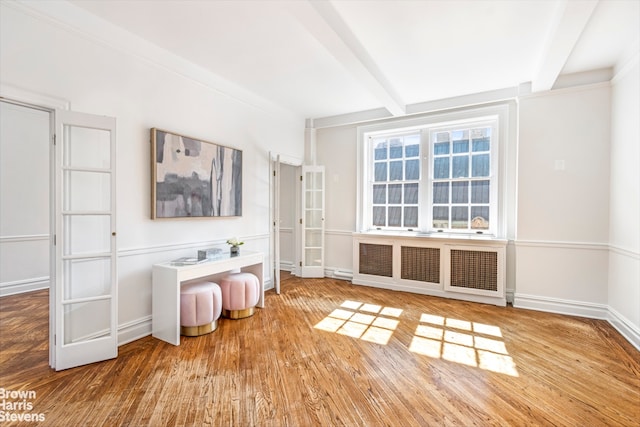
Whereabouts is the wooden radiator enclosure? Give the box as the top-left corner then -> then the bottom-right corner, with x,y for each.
353,233 -> 506,306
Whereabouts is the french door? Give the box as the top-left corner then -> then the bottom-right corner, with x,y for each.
300,165 -> 325,278
272,155 -> 281,294
51,110 -> 117,371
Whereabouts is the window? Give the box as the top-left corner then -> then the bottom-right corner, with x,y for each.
430,124 -> 494,232
359,106 -> 505,237
371,133 -> 420,228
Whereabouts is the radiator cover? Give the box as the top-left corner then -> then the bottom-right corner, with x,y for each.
353,234 -> 506,306
401,246 -> 440,283
449,249 -> 498,291
359,243 -> 392,277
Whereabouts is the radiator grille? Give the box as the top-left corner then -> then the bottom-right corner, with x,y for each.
450,249 -> 498,291
401,246 -> 440,283
359,243 -> 392,277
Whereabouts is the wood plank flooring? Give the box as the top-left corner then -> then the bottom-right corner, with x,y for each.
1,274 -> 639,426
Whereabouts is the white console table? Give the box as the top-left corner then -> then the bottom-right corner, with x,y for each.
152,251 -> 264,345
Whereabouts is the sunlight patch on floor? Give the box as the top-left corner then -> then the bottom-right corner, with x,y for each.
409,314 -> 519,377
314,300 -> 402,345
314,301 -> 518,376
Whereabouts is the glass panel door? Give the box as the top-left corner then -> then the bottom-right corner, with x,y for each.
272,154 -> 281,293
53,110 -> 117,370
300,166 -> 324,278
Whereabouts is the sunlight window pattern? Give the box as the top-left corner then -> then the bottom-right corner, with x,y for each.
316,302 -> 517,376
314,300 -> 402,345
409,313 -> 518,376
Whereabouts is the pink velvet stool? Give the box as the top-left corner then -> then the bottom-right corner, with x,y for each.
180,281 -> 222,336
219,272 -> 260,319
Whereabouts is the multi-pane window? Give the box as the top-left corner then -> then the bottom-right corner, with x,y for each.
371,133 -> 420,228
365,117 -> 498,235
431,126 -> 492,231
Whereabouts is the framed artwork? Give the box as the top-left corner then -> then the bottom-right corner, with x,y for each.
151,128 -> 242,219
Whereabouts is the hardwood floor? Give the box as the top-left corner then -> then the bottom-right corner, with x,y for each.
1,274 -> 638,426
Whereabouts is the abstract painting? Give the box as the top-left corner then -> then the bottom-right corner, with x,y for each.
151,128 -> 242,219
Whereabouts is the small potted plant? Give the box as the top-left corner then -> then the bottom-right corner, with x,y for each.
226,237 -> 244,256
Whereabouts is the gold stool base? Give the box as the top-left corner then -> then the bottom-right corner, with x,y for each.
181,319 -> 218,337
222,307 -> 255,319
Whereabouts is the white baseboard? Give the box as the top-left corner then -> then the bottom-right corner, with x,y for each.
117,316 -> 152,346
514,293 -> 609,319
324,267 -> 353,281
608,307 -> 640,352
506,288 -> 515,304
514,293 -> 639,352
279,260 -> 295,272
0,277 -> 49,297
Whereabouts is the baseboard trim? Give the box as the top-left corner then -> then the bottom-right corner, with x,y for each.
279,260 -> 295,272
117,315 -> 152,346
514,293 -> 639,352
506,288 -> 515,304
513,293 -> 609,319
608,307 -> 640,352
0,277 -> 49,297
324,267 -> 353,281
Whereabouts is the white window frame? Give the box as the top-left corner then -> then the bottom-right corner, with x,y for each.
357,103 -> 510,239
427,119 -> 499,234
369,130 -> 422,229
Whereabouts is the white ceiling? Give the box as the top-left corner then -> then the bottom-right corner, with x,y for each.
66,0 -> 639,121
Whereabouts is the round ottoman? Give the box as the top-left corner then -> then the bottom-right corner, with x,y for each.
180,281 -> 222,336
219,272 -> 260,319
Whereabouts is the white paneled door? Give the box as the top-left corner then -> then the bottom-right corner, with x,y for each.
300,166 -> 324,278
51,110 -> 117,371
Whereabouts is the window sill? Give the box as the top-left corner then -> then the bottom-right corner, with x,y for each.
354,230 -> 507,244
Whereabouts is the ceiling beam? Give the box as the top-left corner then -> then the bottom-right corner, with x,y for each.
531,0 -> 599,92
289,1 -> 406,116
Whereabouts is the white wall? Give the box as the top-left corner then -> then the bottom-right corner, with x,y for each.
0,3 -> 304,343
608,58 -> 640,346
514,84 -> 611,316
316,125 -> 358,274
0,102 -> 50,296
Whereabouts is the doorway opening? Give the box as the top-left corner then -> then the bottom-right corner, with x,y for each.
270,154 -> 302,294
0,97 -> 54,364
1,92 -> 118,371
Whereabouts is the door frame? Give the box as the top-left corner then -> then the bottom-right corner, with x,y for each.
2,86 -> 119,371
1,86 -> 69,369
269,152 -> 302,292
